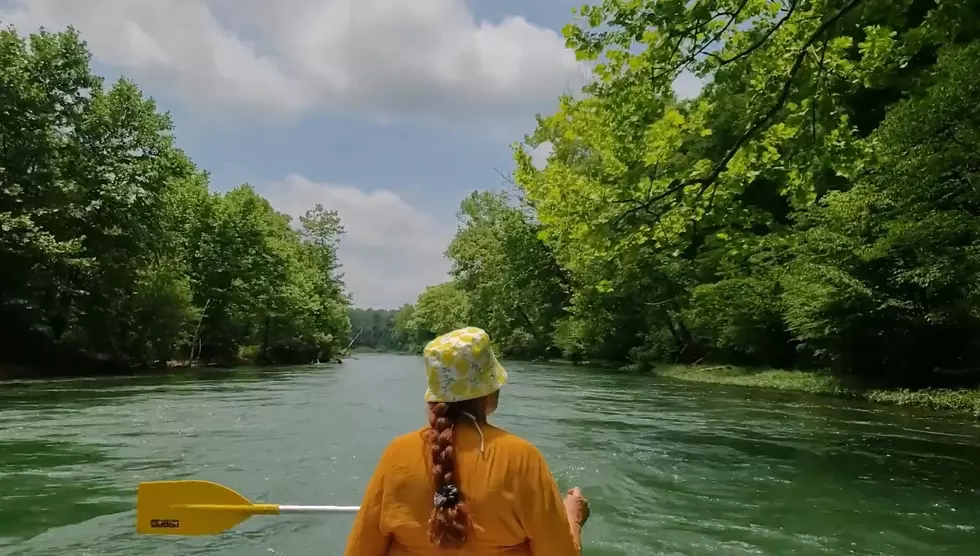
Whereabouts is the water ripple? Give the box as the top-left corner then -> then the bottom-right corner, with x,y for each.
1,356 -> 978,555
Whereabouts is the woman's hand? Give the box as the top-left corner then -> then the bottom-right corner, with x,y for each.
563,487 -> 590,527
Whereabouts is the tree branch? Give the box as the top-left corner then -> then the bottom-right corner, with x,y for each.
494,166 -> 516,186
698,0 -> 865,198
613,0 -> 868,228
811,36 -> 830,155
651,0 -> 752,82
706,1 -> 798,67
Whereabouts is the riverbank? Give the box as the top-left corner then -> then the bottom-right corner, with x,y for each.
656,365 -> 980,419
0,353 -> 344,382
0,360 -> 224,382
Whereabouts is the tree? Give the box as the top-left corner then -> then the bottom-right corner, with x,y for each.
188,185 -> 351,365
406,282 -> 472,345
446,190 -> 569,358
346,307 -> 416,353
0,26 -> 203,367
0,25 -> 353,375
501,0 -> 980,378
781,41 -> 980,381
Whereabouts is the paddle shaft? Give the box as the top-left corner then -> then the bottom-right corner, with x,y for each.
179,503 -> 359,514
279,505 -> 360,514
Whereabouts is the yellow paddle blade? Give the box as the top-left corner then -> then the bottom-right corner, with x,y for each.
136,480 -> 279,536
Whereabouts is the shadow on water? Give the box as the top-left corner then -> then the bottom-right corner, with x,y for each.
0,440 -> 130,546
0,364 -> 341,410
0,363 -> 350,549
0,440 -> 107,472
0,477 -> 129,548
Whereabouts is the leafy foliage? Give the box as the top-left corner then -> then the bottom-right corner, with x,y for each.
394,191 -> 571,359
398,0 -> 980,386
445,191 -> 569,358
0,26 -> 351,374
347,307 -> 418,353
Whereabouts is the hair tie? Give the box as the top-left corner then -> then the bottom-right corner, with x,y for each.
433,484 -> 461,508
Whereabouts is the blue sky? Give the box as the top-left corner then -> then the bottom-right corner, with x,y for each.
1,0 -> 700,309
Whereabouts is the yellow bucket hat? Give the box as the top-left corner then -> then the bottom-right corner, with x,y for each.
423,327 -> 508,403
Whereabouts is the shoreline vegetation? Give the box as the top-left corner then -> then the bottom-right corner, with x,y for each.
7,353 -> 976,422
653,365 -> 980,420
6,2 -> 980,424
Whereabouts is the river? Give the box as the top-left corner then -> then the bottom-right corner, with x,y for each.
0,354 -> 977,555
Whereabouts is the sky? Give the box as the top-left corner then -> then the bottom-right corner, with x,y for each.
0,0 -> 702,309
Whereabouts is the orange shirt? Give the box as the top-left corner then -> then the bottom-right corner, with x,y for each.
344,421 -> 581,555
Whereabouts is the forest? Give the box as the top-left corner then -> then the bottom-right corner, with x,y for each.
394,0 -> 980,387
0,27 -> 352,375
346,308 -> 416,353
5,0 -> 980,388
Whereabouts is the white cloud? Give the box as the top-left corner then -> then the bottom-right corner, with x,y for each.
528,141 -> 553,169
258,175 -> 454,309
0,0 -> 589,124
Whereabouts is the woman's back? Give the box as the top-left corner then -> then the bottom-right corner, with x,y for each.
345,422 -> 580,555
343,327 -> 586,555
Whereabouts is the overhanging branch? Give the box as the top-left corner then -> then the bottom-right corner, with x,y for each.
652,0 -> 753,83
611,0 -> 868,229
706,1 -> 798,67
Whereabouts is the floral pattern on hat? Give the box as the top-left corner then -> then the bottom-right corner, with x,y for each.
423,327 -> 508,403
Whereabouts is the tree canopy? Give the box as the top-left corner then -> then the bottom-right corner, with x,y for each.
394,0 -> 980,385
0,26 -> 351,374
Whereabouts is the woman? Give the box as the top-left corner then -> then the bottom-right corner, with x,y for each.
344,327 -> 590,555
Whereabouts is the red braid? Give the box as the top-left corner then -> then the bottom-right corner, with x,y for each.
424,398 -> 485,548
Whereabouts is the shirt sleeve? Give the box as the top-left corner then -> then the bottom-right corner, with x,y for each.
520,447 -> 581,556
343,443 -> 394,556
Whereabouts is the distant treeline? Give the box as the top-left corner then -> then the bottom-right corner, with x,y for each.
346,307 -> 427,354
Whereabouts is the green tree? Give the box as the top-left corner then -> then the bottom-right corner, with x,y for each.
405,282 -> 472,346
0,25 -> 352,375
505,0 -> 980,379
346,307 -> 420,353
781,41 -> 980,381
446,190 -> 569,358
0,26 -> 204,368
188,186 -> 350,365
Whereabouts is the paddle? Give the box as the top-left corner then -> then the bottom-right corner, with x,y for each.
136,480 -> 360,536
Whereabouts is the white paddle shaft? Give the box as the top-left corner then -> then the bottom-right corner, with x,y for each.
278,505 -> 360,513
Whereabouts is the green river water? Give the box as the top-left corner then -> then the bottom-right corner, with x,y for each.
0,354 -> 977,555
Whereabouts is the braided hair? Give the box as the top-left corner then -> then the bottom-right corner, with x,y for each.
424,397 -> 486,548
